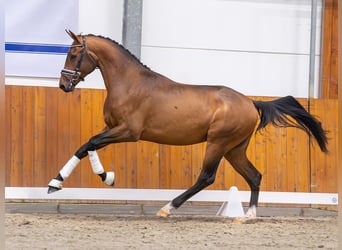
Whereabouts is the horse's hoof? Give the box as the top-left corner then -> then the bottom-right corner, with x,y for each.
47,186 -> 61,194
156,208 -> 170,217
234,217 -> 258,224
233,217 -> 246,224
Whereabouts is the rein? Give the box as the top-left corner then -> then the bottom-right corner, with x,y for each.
61,35 -> 97,89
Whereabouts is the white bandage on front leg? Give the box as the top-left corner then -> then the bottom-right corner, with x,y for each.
88,150 -> 104,174
88,150 -> 115,186
48,178 -> 63,189
103,172 -> 115,186
59,155 -> 81,180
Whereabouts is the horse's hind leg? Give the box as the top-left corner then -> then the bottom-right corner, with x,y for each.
224,139 -> 262,218
157,142 -> 224,217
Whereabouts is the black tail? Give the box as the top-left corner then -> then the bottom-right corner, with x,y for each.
253,96 -> 328,153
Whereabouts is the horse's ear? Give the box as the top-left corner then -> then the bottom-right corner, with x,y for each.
65,29 -> 81,44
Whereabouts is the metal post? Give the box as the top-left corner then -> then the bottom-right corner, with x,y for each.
122,0 -> 143,59
0,0 -> 5,247
308,0 -> 318,99
308,0 -> 318,195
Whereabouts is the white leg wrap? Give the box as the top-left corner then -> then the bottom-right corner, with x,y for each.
156,202 -> 175,217
103,171 -> 115,186
161,202 -> 175,214
245,205 -> 257,218
88,150 -> 104,174
48,178 -> 63,189
59,155 -> 80,180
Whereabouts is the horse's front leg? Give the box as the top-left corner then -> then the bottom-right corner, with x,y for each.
48,125 -> 136,193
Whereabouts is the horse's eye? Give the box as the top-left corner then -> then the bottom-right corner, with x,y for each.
70,55 -> 77,60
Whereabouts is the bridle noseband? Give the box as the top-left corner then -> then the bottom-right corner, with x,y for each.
61,35 -> 89,89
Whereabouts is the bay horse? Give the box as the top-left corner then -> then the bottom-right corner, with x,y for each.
48,30 -> 328,219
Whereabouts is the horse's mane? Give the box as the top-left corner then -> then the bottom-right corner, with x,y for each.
87,34 -> 150,70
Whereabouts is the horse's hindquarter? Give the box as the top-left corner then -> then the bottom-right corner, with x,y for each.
140,84 -> 258,146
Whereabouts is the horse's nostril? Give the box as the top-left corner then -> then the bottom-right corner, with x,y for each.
59,85 -> 66,91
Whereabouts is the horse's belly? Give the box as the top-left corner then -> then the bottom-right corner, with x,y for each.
140,125 -> 208,146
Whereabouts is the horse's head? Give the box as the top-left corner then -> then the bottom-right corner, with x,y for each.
59,30 -> 98,92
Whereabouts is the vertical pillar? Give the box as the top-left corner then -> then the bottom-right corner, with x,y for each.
308,0 -> 318,99
0,0 -> 5,246
338,0 -> 342,243
308,0 -> 318,194
122,0 -> 143,59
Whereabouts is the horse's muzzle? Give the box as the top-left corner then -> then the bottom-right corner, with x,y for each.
60,69 -> 83,92
59,83 -> 74,92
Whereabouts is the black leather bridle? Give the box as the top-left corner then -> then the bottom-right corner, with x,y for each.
61,35 -> 87,89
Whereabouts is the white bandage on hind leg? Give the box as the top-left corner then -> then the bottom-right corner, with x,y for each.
59,155 -> 81,180
88,150 -> 104,174
245,205 -> 257,218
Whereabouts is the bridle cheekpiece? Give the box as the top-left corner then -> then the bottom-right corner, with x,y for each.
61,35 -> 86,89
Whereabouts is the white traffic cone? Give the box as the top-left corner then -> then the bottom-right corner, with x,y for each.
216,186 -> 244,217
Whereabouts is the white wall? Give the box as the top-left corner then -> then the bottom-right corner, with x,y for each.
75,0 -> 124,89
141,0 -> 322,97
6,0 -> 323,97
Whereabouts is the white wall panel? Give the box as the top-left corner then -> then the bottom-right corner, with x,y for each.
141,0 -> 322,97
142,46 -> 320,97
6,0 -> 323,97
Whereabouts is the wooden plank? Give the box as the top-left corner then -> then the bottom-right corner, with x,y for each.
286,127 -> 309,192
33,87 -> 47,186
309,99 -> 337,211
9,86 -> 23,186
321,0 -> 333,98
65,89 -> 82,187
159,144 -> 172,189
79,89 -> 93,188
310,99 -> 337,193
321,0 -> 338,99
111,143 -> 127,188
136,141 -> 160,188
168,145 -> 192,189
22,87 -> 34,186
5,86 -> 11,186
329,0 -> 338,98
266,126 -> 288,191
125,142 -> 138,188
45,87 -> 59,187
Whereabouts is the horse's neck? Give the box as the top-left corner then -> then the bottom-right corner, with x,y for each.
96,52 -> 137,89
90,38 -> 173,94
